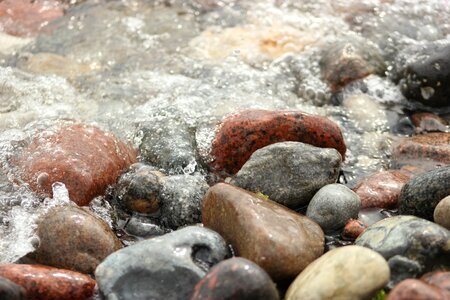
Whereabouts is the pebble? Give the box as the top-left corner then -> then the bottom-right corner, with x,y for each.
202,183 -> 324,280
0,264 -> 96,300
355,215 -> 450,288
387,279 -> 450,300
208,109 -> 346,175
30,205 -> 122,274
342,219 -> 367,240
13,124 -> 137,206
231,142 -> 342,208
434,196 -> 450,230
190,257 -> 279,300
0,277 -> 26,300
285,245 -> 390,300
398,166 -> 450,220
95,226 -> 229,300
411,112 -> 448,133
306,184 -> 361,231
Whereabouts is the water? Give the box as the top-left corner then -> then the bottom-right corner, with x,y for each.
0,0 -> 449,263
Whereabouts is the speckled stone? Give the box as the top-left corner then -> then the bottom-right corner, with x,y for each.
422,272 -> 450,292
285,246 -> 390,300
398,166 -> 450,220
31,205 -> 122,274
14,124 -> 137,206
202,183 -> 324,281
386,279 -> 450,300
0,276 -> 26,300
0,264 -> 96,300
190,257 -> 279,300
209,109 -> 346,175
231,142 -> 342,208
356,215 -> 450,288
434,196 -> 450,230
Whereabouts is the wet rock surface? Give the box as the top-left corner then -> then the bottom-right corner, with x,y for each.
202,183 -> 324,281
0,276 -> 26,300
231,142 -> 342,208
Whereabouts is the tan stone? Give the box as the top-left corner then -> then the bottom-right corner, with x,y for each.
434,196 -> 450,230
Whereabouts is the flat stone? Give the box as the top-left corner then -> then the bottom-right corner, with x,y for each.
202,183 -> 324,281
285,245 -> 390,300
13,124 -> 137,206
190,257 -> 279,300
30,205 -> 122,274
0,264 -> 95,300
434,196 -> 450,230
0,277 -> 26,300
398,166 -> 450,220
355,215 -> 450,288
208,109 -> 346,175
306,184 -> 360,231
386,279 -> 450,300
95,226 -> 229,300
231,142 -> 341,208
422,272 -> 450,292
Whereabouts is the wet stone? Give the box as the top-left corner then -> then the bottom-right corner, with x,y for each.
342,219 -> 367,240
208,109 -> 346,176
285,246 -> 390,300
306,184 -> 361,232
202,183 -> 324,281
386,279 -> 450,300
355,215 -> 450,288
231,142 -> 342,209
13,124 -> 137,206
0,264 -> 96,300
422,272 -> 450,292
0,276 -> 26,300
434,196 -> 450,230
30,205 -> 122,274
398,166 -> 450,220
411,112 -> 448,133
190,257 -> 279,300
95,226 -> 229,300
123,215 -> 167,238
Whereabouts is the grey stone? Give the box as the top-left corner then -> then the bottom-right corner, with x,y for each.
398,166 -> 450,220
231,142 -> 341,208
355,215 -> 450,288
95,226 -> 229,300
306,184 -> 361,231
0,277 -> 26,300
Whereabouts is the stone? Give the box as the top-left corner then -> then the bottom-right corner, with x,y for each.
355,215 -> 450,288
400,44 -> 450,108
0,264 -> 96,300
190,257 -> 279,300
342,219 -> 367,240
398,166 -> 450,220
306,184 -> 360,231
123,215 -> 167,238
22,53 -> 93,79
342,94 -> 388,132
435,196 -> 450,230
320,37 -> 386,91
30,205 -> 122,274
386,279 -> 450,300
202,183 -> 324,281
231,142 -> 341,208
0,277 -> 26,300
95,226 -> 229,300
422,272 -> 450,292
392,133 -> 450,166
285,245 -> 390,300
411,112 -> 448,133
13,124 -> 137,206
208,109 -> 346,175
353,170 -> 412,209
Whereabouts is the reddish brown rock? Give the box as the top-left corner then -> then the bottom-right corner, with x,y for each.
387,279 -> 450,300
342,219 -> 367,240
0,0 -> 64,37
0,264 -> 96,300
422,272 -> 450,292
209,110 -> 346,175
411,112 -> 448,133
202,183 -> 324,281
392,133 -> 450,166
14,124 -> 137,206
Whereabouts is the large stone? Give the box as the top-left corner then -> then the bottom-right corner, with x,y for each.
231,142 -> 341,208
0,277 -> 26,300
95,226 -> 229,300
13,124 -> 137,206
30,205 -> 122,274
208,109 -> 346,175
386,279 -> 450,300
398,166 -> 450,220
0,264 -> 96,300
355,215 -> 450,287
202,183 -> 324,280
190,257 -> 279,300
285,245 -> 390,300
435,196 -> 450,230
306,184 -> 360,231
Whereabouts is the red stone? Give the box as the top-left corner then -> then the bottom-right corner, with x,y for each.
0,264 -> 96,300
0,0 -> 64,37
209,110 -> 346,175
422,272 -> 450,292
387,279 -> 450,300
13,124 -> 137,206
342,219 -> 367,239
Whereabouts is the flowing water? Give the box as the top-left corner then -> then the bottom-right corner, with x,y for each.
0,0 -> 449,264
